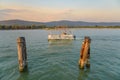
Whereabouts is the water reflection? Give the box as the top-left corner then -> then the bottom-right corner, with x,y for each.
78,69 -> 90,80
17,70 -> 29,80
48,40 -> 74,46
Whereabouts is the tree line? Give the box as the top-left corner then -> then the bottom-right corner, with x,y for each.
0,24 -> 120,30
0,24 -> 46,30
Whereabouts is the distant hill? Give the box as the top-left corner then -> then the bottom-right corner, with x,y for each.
0,19 -> 44,26
0,19 -> 120,27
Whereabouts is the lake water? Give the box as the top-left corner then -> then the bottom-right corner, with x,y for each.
0,29 -> 120,80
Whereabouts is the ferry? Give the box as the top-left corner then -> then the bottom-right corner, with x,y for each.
48,27 -> 76,40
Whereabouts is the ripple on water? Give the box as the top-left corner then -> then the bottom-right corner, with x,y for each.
1,29 -> 120,80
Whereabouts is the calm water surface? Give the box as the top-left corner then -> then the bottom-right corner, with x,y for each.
0,29 -> 120,80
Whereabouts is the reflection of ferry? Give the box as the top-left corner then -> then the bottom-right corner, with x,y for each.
48,27 -> 76,40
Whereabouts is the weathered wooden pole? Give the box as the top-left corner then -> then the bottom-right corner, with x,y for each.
17,37 -> 27,72
79,36 -> 91,69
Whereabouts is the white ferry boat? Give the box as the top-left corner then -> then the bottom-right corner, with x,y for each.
48,27 -> 76,40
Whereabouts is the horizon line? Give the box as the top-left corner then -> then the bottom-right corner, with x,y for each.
0,19 -> 120,23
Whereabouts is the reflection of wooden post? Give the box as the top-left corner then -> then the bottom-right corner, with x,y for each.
79,36 -> 91,69
17,37 -> 27,72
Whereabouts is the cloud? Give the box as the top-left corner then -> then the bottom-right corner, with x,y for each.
0,6 -> 120,22
0,9 -> 17,16
0,9 -> 17,12
0,7 -> 76,21
0,9 -> 17,20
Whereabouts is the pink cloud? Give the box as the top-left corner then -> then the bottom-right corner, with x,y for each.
0,7 -> 120,22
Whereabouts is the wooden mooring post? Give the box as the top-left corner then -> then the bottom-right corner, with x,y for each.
79,36 -> 91,69
17,37 -> 27,72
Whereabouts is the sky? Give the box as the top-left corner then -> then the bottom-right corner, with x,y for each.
0,0 -> 120,22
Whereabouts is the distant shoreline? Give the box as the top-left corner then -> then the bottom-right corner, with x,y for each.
0,20 -> 120,30
1,27 -> 120,30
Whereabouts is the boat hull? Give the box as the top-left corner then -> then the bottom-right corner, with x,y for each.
48,34 -> 76,40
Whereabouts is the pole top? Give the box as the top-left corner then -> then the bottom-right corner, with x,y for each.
17,37 -> 25,43
84,36 -> 91,43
